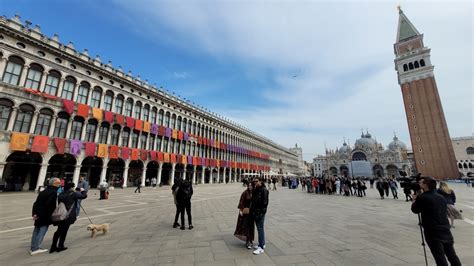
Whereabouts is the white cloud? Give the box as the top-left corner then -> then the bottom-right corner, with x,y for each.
113,0 -> 472,160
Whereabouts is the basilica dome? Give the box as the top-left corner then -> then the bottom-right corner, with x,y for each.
338,142 -> 350,153
388,135 -> 407,151
355,132 -> 377,148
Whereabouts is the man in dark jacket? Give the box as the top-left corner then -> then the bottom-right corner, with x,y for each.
30,177 -> 61,255
251,177 -> 269,255
176,179 -> 193,230
411,176 -> 461,266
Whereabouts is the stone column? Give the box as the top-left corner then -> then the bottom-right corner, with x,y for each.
122,166 -> 129,188
94,125 -> 100,143
80,122 -> 87,140
72,164 -> 81,185
192,165 -> 197,184
19,65 -> 29,87
217,168 -> 220,183
210,168 -> 214,184
72,83 -> 80,102
0,163 -> 5,183
29,111 -> 39,134
56,77 -> 65,98
35,163 -> 48,191
170,163 -> 176,186
140,164 -> 146,187
6,107 -> 18,131
223,167 -> 227,184
38,71 -> 48,92
100,158 -> 109,182
48,115 -> 57,136
0,57 -> 7,75
201,168 -> 205,184
65,118 -> 73,138
157,162 -> 163,185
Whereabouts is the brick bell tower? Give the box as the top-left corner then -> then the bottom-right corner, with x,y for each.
394,8 -> 459,180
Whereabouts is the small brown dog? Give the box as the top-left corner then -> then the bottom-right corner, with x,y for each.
87,223 -> 110,238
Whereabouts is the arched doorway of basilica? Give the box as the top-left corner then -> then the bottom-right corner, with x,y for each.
47,154 -> 76,183
80,157 -> 103,188
127,160 -> 143,187
2,151 -> 42,191
340,165 -> 349,177
160,163 -> 172,185
107,159 -> 125,188
386,165 -> 399,178
329,167 -> 338,176
373,164 -> 384,177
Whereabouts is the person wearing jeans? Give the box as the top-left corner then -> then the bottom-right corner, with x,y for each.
251,177 -> 269,255
30,178 -> 61,255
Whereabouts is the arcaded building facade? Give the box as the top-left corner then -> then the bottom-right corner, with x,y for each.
0,15 -> 298,191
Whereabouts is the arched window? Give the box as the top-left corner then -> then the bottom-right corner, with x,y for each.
122,127 -> 130,146
158,109 -> 164,125
177,116 -> 182,131
13,104 -> 34,133
43,70 -> 61,95
61,76 -> 76,100
150,107 -> 157,124
182,118 -> 187,132
134,101 -> 142,119
125,98 -> 133,117
70,116 -> 84,140
458,163 -> 463,169
466,147 -> 474,155
164,112 -> 170,127
24,63 -> 44,90
76,82 -> 90,104
2,56 -> 24,85
90,87 -> 102,108
171,114 -> 177,129
34,108 -> 53,135
420,59 -> 425,67
463,163 -> 468,169
403,64 -> 408,72
414,61 -> 419,69
156,136 -> 162,151
98,122 -> 109,143
103,91 -> 114,111
131,130 -> 139,148
192,122 -> 196,134
140,133 -> 147,149
143,104 -> 150,122
163,138 -> 169,152
469,163 -> 473,169
0,98 -> 13,130
110,124 -> 120,145
115,94 -> 124,114
188,120 -> 192,133
409,62 -> 414,70
149,134 -> 155,150
53,112 -> 69,138
85,119 -> 98,142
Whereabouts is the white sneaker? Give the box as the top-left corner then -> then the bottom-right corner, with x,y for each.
30,249 -> 48,256
253,244 -> 266,249
253,247 -> 264,255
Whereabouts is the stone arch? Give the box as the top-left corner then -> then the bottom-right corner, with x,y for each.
47,153 -> 76,183
80,156 -> 103,188
2,151 -> 42,191
128,160 -> 143,187
107,158 -> 125,187
161,162 -> 172,185
145,161 -> 159,186
373,164 -> 384,177
386,164 -> 399,178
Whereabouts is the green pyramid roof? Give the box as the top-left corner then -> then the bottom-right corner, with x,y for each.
396,9 -> 420,42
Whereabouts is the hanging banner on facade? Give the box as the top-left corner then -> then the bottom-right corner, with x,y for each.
192,157 -> 198,166
151,124 -> 158,135
158,126 -> 165,136
85,142 -> 96,157
10,133 -> 30,151
170,153 -> 177,163
53,138 -> 66,154
187,155 -> 192,165
92,108 -> 103,121
126,117 -> 135,129
172,129 -> 178,139
157,151 -> 164,161
201,158 -> 206,166
140,149 -> 148,161
135,119 -> 143,131
109,145 -> 119,159
163,153 -> 170,163
62,99 -> 74,115
165,128 -> 172,138
131,148 -> 139,161
77,104 -> 89,118
104,111 -> 114,123
143,122 -> 151,133
178,131 -> 184,140
69,140 -> 82,156
181,155 -> 187,164
97,144 -> 108,158
150,150 -> 157,161
31,135 -> 49,153
121,147 -> 130,160
115,114 -> 124,125
184,132 -> 189,141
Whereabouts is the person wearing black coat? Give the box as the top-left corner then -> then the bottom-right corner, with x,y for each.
176,179 -> 193,230
411,176 -> 461,266
50,182 -> 87,253
251,177 -> 269,255
30,178 -> 61,255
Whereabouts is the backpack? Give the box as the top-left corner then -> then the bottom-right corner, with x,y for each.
181,184 -> 192,199
51,200 -> 73,222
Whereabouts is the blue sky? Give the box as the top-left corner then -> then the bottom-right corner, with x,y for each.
2,0 -> 472,160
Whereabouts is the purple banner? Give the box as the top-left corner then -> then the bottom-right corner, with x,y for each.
165,127 -> 172,138
69,140 -> 82,156
201,158 -> 206,166
184,132 -> 189,141
151,124 -> 158,135
187,155 -> 192,165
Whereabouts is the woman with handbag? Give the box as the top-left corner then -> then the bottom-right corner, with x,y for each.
234,182 -> 254,249
50,182 -> 87,253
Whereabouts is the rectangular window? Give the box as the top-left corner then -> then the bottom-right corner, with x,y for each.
44,75 -> 59,95
34,114 -> 51,136
125,102 -> 133,117
99,126 -> 108,143
122,130 -> 130,147
85,123 -> 97,142
149,135 -> 155,150
111,127 -> 120,145
140,134 -> 147,149
77,86 -> 89,104
156,137 -> 162,151
70,120 -> 83,140
104,94 -> 113,111
2,62 -> 22,85
90,90 -> 101,108
24,69 -> 42,90
163,138 -> 169,153
53,117 -> 68,138
61,80 -> 75,100
13,111 -> 32,133
0,105 -> 11,130
115,98 -> 124,114
131,131 -> 139,148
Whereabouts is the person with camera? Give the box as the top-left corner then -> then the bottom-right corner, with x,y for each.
251,177 -> 269,255
411,176 -> 461,266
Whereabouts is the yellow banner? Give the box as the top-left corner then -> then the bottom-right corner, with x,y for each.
92,107 -> 103,121
10,133 -> 30,151
97,144 -> 108,158
143,122 -> 151,133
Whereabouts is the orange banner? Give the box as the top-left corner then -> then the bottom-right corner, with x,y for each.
164,153 -> 170,163
97,144 -> 108,158
143,122 -> 150,133
181,154 -> 187,164
172,129 -> 178,139
31,135 -> 49,153
131,149 -> 139,160
92,107 -> 103,121
77,104 -> 89,118
135,119 -> 143,131
10,133 -> 30,151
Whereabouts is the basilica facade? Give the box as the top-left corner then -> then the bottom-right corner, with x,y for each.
0,15 -> 298,192
313,132 -> 411,178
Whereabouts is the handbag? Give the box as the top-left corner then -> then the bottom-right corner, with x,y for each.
51,198 -> 73,222
242,208 -> 250,215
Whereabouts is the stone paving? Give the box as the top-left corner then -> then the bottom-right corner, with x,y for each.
0,182 -> 473,266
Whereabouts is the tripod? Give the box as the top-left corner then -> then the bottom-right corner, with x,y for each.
417,213 -> 429,266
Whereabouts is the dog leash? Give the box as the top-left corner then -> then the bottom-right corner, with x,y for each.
80,204 -> 94,224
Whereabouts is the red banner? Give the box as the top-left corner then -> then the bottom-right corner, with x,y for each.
157,152 -> 164,161
53,138 -> 66,154
140,149 -> 148,161
104,111 -> 114,123
170,153 -> 177,163
31,135 -> 49,153
150,150 -> 157,161
62,99 -> 74,115
131,149 -> 139,160
126,117 -> 135,129
115,114 -> 124,125
164,153 -> 170,163
122,147 -> 130,160
77,103 -> 89,118
85,142 -> 96,157
158,126 -> 165,136
178,131 -> 184,140
135,119 -> 143,131
109,145 -> 119,159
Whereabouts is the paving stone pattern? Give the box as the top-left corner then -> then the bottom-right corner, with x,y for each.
0,183 -> 473,265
